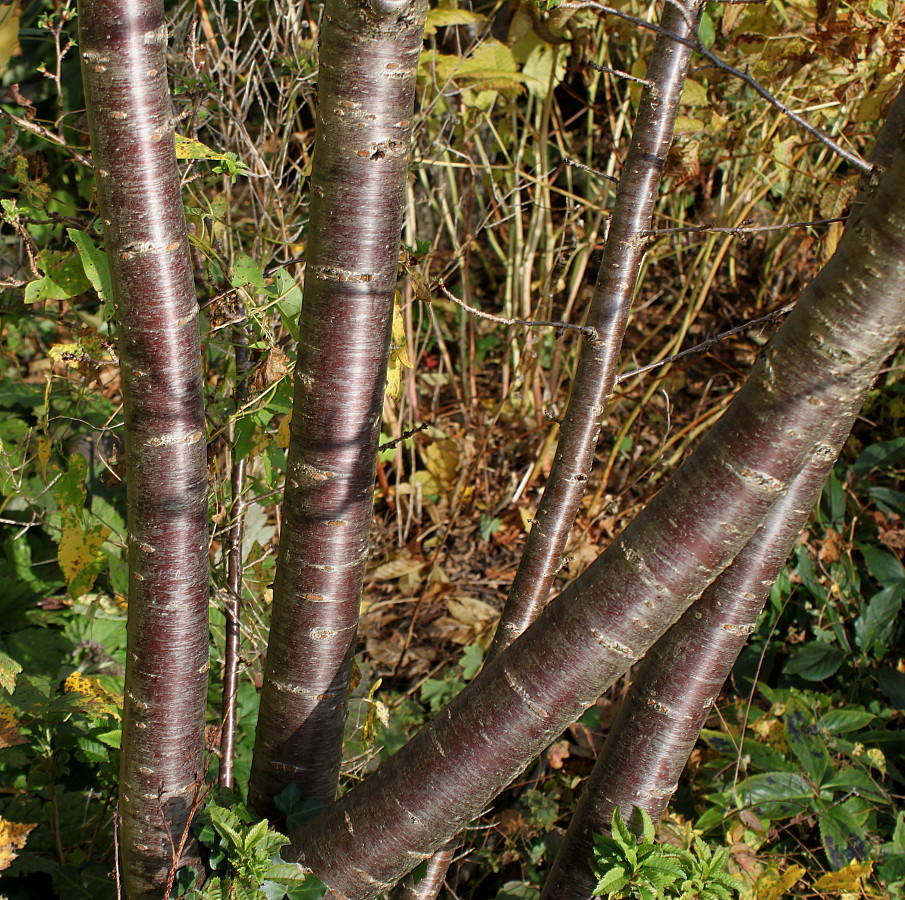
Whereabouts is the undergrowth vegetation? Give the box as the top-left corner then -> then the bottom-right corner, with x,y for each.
0,0 -> 903,896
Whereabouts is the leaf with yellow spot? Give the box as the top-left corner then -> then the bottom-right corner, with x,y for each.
63,672 -> 121,719
386,293 -> 413,401
813,860 -> 873,892
52,455 -> 110,598
0,703 -> 26,749
174,133 -> 230,161
0,817 -> 36,872
57,511 -> 110,599
0,652 -> 21,694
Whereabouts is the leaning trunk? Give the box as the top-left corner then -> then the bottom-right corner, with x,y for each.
78,1 -> 210,895
540,416 -> 854,899
291,144 -> 905,899
248,0 -> 428,818
490,0 -> 704,656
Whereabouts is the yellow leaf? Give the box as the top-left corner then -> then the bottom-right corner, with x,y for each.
0,816 -> 35,872
421,439 -> 459,492
386,294 -> 413,401
423,8 -> 487,36
57,512 -> 110,599
174,133 -> 230,161
276,412 -> 292,450
755,864 -> 805,900
673,115 -> 707,134
63,672 -> 122,719
680,79 -> 709,107
866,747 -> 887,775
361,678 -> 388,747
0,703 -> 26,750
0,5 -> 21,75
813,860 -> 873,892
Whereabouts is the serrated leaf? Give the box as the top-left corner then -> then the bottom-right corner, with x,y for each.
592,864 -> 628,895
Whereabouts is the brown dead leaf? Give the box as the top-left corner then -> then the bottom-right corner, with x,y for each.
247,348 -> 290,396
0,703 -> 26,749
547,740 -> 571,770
819,528 -> 845,563
0,816 -> 36,872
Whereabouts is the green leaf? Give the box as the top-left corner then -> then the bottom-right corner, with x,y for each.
67,228 -> 113,301
815,797 -> 870,869
819,708 -> 874,733
784,695 -> 830,785
853,437 -> 905,476
736,772 -> 815,820
231,254 -> 268,290
855,586 -> 902,658
0,651 -> 22,693
592,864 -> 629,896
610,807 -> 635,849
860,547 -> 905,588
459,643 -> 483,680
877,667 -> 905,707
784,641 -> 846,681
273,269 -> 303,341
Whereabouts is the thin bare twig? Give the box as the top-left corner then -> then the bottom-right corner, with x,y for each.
0,107 -> 93,168
642,216 -> 847,239
433,279 -> 597,339
378,422 -> 430,451
617,301 -> 796,383
562,155 -> 620,183
587,59 -> 651,87
560,0 -> 872,174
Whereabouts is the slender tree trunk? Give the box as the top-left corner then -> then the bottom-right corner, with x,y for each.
291,144 -> 905,900
219,325 -> 249,790
489,0 -> 704,657
248,0 -> 428,819
540,416 -> 854,899
398,10 -> 706,892
77,1 -> 210,896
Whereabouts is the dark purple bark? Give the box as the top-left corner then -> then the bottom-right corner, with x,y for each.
248,0 -> 428,817
540,416 -> 855,899
489,0 -> 704,657
78,1 -> 210,896
291,144 -> 905,900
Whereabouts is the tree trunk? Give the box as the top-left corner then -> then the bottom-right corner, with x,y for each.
78,1 -> 210,895
490,0 -> 704,657
291,143 -> 905,900
540,416 -> 854,898
248,0 -> 428,819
